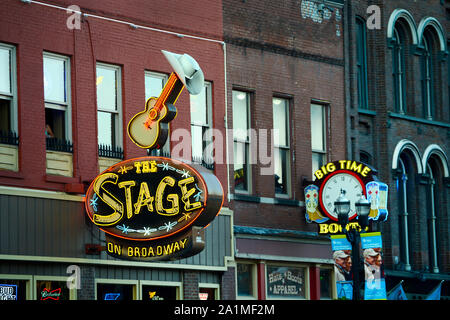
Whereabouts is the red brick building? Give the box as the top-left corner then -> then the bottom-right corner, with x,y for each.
346,0 -> 450,299
224,0 -> 346,299
0,0 -> 233,300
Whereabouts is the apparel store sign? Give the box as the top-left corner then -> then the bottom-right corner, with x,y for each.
85,156 -> 223,261
304,160 -> 388,234
266,266 -> 305,299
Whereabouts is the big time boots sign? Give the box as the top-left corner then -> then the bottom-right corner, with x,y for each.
85,157 -> 223,261
304,160 -> 388,234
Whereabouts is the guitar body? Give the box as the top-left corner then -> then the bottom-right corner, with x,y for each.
127,73 -> 183,150
128,97 -> 177,149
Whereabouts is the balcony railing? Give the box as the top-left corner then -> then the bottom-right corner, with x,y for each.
98,144 -> 123,159
46,137 -> 73,153
0,130 -> 19,146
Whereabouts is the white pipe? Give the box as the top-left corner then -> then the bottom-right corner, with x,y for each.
26,0 -> 224,45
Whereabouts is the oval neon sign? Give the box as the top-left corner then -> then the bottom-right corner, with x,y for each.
85,157 -> 224,242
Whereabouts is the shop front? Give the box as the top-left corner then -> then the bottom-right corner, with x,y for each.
234,226 -> 335,300
0,187 -> 234,300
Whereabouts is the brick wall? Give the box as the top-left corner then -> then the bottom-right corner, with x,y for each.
0,0 -> 228,208
183,271 -> 199,300
224,0 -> 346,231
348,0 -> 450,273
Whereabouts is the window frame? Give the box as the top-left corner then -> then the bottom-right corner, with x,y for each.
232,89 -> 252,194
273,96 -> 291,197
421,34 -> 435,120
311,102 -> 328,179
392,26 -> 407,115
356,16 -> 369,110
43,52 -> 72,143
236,261 -> 258,300
0,42 -> 18,136
145,71 -> 170,156
96,62 -> 123,150
265,263 -> 309,300
190,81 -> 213,164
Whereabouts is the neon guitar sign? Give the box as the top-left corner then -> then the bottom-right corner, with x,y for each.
127,50 -> 204,150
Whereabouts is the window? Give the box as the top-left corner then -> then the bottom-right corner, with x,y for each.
142,284 -> 179,300
36,279 -> 73,300
236,262 -> 256,298
0,43 -> 18,144
232,90 -> 251,192
421,32 -> 436,120
356,17 -> 369,110
96,63 -> 122,158
266,265 -> 306,299
311,103 -> 327,179
273,97 -> 290,195
425,162 -> 440,273
97,283 -> 135,301
319,268 -> 332,299
43,53 -> 72,151
393,26 -> 407,114
190,81 -> 212,165
0,279 -> 29,300
396,156 -> 412,271
145,71 -> 170,156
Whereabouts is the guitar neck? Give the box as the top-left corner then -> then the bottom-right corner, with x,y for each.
157,72 -> 184,109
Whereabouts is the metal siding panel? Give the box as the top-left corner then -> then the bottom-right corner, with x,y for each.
0,195 -> 9,254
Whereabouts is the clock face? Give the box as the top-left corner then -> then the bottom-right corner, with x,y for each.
319,171 -> 365,221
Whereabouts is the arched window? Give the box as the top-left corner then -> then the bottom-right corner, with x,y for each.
425,159 -> 442,273
356,17 -> 368,110
421,31 -> 436,120
393,25 -> 407,114
417,17 -> 446,121
396,155 -> 413,271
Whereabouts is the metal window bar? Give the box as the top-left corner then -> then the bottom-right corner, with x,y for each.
0,130 -> 19,146
46,137 -> 73,152
98,144 -> 123,159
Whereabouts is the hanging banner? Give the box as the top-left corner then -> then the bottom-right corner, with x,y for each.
331,235 -> 353,299
361,232 -> 386,300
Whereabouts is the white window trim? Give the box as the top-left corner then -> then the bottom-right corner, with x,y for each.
273,97 -> 291,198
43,51 -> 72,141
0,43 -> 18,134
145,71 -> 170,155
96,62 -> 123,148
191,81 -> 213,162
232,90 -> 252,194
311,103 -> 328,179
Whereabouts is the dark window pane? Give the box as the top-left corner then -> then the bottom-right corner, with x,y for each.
237,263 -> 253,296
45,108 -> 65,140
274,147 -> 288,194
320,269 -> 332,299
0,98 -> 11,132
142,285 -> 177,300
234,141 -> 248,191
96,283 -> 134,301
37,280 -> 70,301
